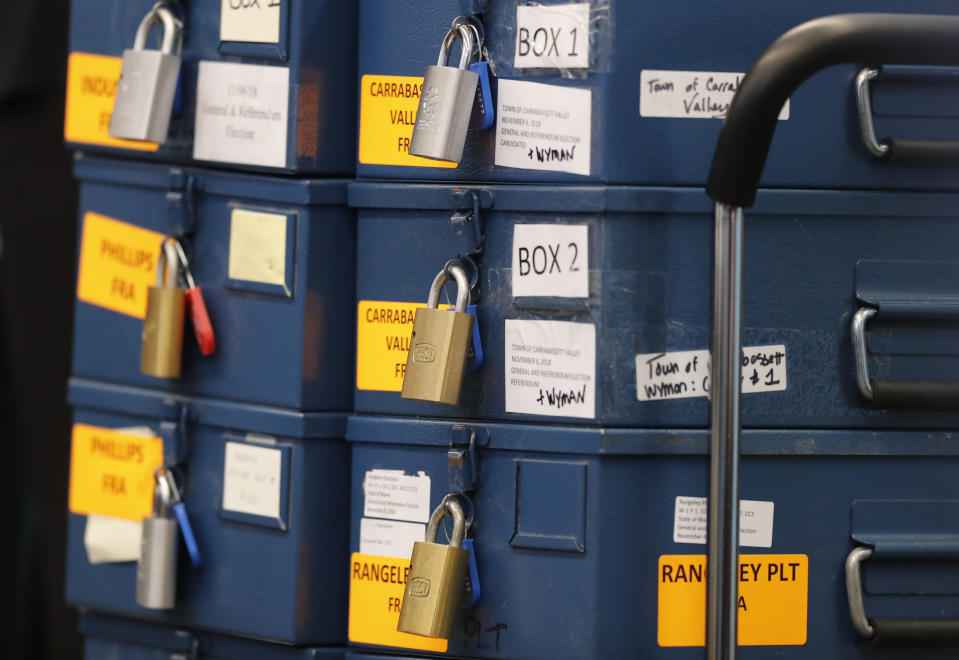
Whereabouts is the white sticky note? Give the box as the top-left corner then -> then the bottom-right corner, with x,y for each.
222,441 -> 282,519
512,224 -> 588,298
505,319 -> 596,419
495,79 -> 591,176
673,496 -> 775,548
363,469 -> 431,523
640,70 -> 790,120
228,209 -> 288,287
514,3 -> 590,70
359,518 -> 426,559
194,61 -> 289,168
84,514 -> 143,564
220,0 -> 282,44
635,344 -> 787,402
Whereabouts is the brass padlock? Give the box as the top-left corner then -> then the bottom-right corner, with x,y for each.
141,238 -> 185,378
397,498 -> 470,639
401,265 -> 474,405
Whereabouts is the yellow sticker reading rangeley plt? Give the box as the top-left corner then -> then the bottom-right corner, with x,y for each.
357,300 -> 454,391
68,424 -> 164,522
76,212 -> 164,319
348,552 -> 448,652
658,554 -> 808,647
358,74 -> 458,168
64,52 -> 159,151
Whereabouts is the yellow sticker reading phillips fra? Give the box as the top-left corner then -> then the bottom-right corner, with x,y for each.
658,554 -> 808,647
64,52 -> 160,151
356,300 -> 453,391
76,212 -> 164,319
68,424 -> 165,522
348,552 -> 448,652
358,75 -> 457,168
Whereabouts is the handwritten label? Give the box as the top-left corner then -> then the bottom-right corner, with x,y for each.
673,496 -> 774,548
635,344 -> 787,402
512,224 -> 589,298
84,514 -> 142,564
68,424 -> 164,522
349,552 -> 448,652
64,52 -> 159,151
505,319 -> 596,419
358,75 -> 457,168
363,469 -> 431,523
359,518 -> 425,559
228,209 -> 288,287
194,61 -> 289,168
222,441 -> 283,519
658,554 -> 808,646
220,0 -> 281,44
640,70 -> 790,120
514,3 -> 589,70
495,79 -> 591,176
76,212 -> 164,319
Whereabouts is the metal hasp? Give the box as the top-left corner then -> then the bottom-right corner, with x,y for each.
704,13 -> 959,660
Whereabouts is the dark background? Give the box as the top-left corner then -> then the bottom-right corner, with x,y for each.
1,1 -> 83,658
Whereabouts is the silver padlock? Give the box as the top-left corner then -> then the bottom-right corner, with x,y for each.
136,468 -> 179,609
110,3 -> 183,143
410,24 -> 479,163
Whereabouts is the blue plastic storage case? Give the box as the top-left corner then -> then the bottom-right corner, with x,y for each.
347,415 -> 959,659
357,0 -> 959,187
352,181 -> 959,428
66,0 -> 356,174
72,154 -> 354,410
65,378 -> 349,644
80,612 -> 346,659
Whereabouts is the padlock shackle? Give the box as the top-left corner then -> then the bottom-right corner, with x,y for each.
437,24 -> 475,70
706,13 -> 959,208
134,4 -> 182,56
425,498 -> 466,548
157,239 -> 181,288
427,264 -> 470,312
170,239 -> 197,290
152,468 -> 176,517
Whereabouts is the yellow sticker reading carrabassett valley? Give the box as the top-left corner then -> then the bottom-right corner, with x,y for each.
64,52 -> 159,151
358,75 -> 458,168
658,554 -> 808,647
349,552 -> 448,652
357,300 -> 454,391
76,212 -> 164,319
68,424 -> 164,522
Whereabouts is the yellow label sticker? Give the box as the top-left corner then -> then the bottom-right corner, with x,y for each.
64,52 -> 160,151
357,300 -> 455,391
68,424 -> 165,522
76,212 -> 164,319
658,554 -> 808,647
348,552 -> 449,652
358,74 -> 458,168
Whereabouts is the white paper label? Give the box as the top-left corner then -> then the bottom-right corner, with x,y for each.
640,70 -> 790,120
512,224 -> 588,298
673,496 -> 775,548
222,441 -> 282,519
220,0 -> 281,44
359,517 -> 426,559
363,469 -> 431,523
228,209 -> 288,287
84,515 -> 142,564
194,61 -> 289,168
505,319 -> 596,418
514,3 -> 590,70
635,344 -> 787,402
495,79 -> 591,176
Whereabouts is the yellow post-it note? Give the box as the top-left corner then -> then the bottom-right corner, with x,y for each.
348,552 -> 448,652
358,75 -> 458,168
658,554 -> 808,647
69,424 -> 165,522
356,300 -> 454,392
64,52 -> 160,151
228,209 -> 289,288
76,212 -> 164,319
